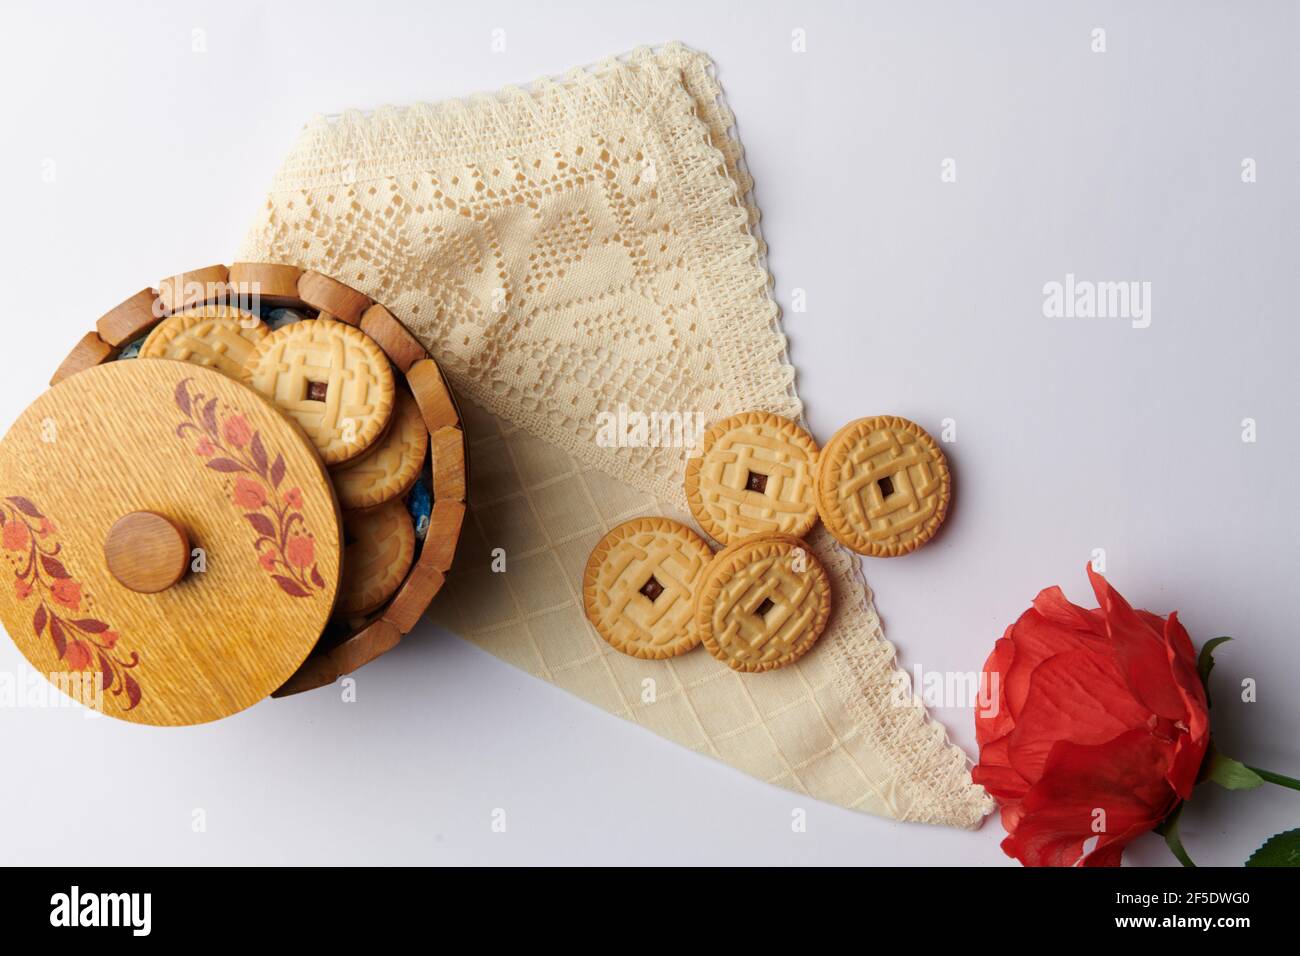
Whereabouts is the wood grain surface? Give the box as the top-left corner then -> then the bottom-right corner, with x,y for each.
104,511 -> 191,594
407,359 -> 459,432
228,262 -> 303,307
0,361 -> 342,725
360,304 -> 425,373
95,288 -> 162,347
297,271 -> 371,326
50,332 -> 118,386
159,264 -> 229,313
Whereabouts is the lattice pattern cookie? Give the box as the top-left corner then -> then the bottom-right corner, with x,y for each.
336,498 -> 416,616
140,305 -> 267,380
242,318 -> 395,466
685,411 -> 820,545
331,389 -> 429,511
583,517 -> 714,660
695,533 -> 831,673
815,416 -> 950,557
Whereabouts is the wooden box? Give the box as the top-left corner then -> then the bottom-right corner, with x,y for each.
0,264 -> 467,725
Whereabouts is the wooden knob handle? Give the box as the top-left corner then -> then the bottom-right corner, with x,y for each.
104,512 -> 190,594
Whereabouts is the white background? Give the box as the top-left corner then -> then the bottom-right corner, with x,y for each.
0,0 -> 1296,866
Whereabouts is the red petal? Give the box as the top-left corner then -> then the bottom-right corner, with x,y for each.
1087,565 -> 1187,723
1163,612 -> 1207,740
1007,648 -> 1148,784
976,636 -> 1016,746
1002,728 -> 1178,867
1031,585 -> 1104,635
972,760 -> 1031,802
1002,601 -> 1103,722
1079,841 -> 1126,867
1167,733 -> 1208,801
974,731 -> 1033,804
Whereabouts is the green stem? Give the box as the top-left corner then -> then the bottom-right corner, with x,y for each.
1247,766 -> 1300,792
1164,831 -> 1197,868
1156,803 -> 1197,868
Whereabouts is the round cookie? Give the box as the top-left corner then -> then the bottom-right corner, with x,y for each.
815,415 -> 950,557
694,532 -> 831,673
684,411 -> 820,545
139,305 -> 268,380
335,498 -> 416,616
242,317 -> 395,466
330,389 -> 429,511
583,517 -> 714,660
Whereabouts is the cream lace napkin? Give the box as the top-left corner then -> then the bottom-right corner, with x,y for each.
238,43 -> 992,828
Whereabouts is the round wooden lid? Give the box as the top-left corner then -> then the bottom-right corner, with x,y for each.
0,360 -> 342,725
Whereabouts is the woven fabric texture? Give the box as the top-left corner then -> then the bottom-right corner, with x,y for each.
238,43 -> 992,828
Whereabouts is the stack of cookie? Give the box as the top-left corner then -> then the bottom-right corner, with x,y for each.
241,318 -> 423,624
122,266 -> 461,643
584,411 -> 951,673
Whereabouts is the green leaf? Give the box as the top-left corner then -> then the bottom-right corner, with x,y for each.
1197,636 -> 1232,707
1245,829 -> 1300,867
1207,751 -> 1265,791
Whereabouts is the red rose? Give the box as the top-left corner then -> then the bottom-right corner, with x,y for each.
195,437 -> 217,458
973,566 -> 1209,867
222,414 -> 252,449
284,487 -> 304,510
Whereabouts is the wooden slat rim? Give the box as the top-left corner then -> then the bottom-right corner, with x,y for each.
59,263 -> 468,701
